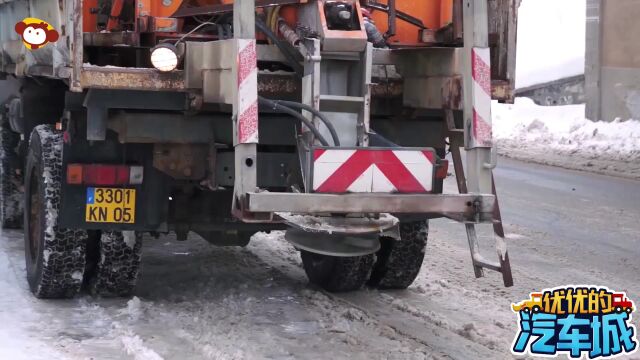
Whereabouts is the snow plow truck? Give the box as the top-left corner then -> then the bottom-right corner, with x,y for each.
0,0 -> 518,298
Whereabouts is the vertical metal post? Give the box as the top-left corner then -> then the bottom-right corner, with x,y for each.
233,0 -> 255,39
298,39 -> 321,191
492,173 -> 513,287
232,0 -> 258,218
358,43 -> 372,147
301,39 -> 322,132
462,0 -> 493,194
70,0 -> 83,91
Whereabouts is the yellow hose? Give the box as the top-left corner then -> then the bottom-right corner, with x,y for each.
265,7 -> 274,44
264,6 -> 281,44
270,6 -> 281,35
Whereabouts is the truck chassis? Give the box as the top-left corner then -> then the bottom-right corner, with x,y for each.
0,0 -> 517,298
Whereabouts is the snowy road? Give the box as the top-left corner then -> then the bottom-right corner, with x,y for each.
1,157 -> 639,360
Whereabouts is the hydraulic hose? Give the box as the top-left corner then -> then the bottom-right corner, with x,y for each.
258,97 -> 330,146
263,98 -> 341,146
255,18 -> 304,76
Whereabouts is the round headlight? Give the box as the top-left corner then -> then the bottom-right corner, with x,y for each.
150,43 -> 179,72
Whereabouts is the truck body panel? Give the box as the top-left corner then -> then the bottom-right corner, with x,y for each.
0,0 -> 519,295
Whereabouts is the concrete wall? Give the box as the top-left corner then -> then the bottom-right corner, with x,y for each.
516,74 -> 585,106
586,0 -> 640,121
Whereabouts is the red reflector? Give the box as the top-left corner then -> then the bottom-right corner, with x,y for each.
435,160 -> 449,180
67,164 -> 132,185
66,164 -> 83,185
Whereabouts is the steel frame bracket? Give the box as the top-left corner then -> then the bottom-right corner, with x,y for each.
83,89 -> 188,141
230,0 -> 262,222
246,192 -> 495,220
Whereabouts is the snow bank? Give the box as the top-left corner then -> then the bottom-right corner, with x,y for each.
516,0 -> 586,88
493,98 -> 640,178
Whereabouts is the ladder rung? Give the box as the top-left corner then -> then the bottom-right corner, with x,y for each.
319,95 -> 365,112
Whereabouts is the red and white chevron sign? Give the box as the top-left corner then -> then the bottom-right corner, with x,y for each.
236,39 -> 258,144
312,149 -> 436,193
471,47 -> 493,148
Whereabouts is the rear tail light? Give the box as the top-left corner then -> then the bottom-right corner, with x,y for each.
66,164 -> 144,185
435,160 -> 449,180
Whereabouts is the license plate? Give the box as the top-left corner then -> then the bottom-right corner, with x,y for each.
85,187 -> 136,224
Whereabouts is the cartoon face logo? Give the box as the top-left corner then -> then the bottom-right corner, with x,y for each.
14,18 -> 59,50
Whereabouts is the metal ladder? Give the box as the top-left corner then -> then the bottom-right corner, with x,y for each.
299,39 -> 373,150
445,110 -> 513,287
449,0 -> 513,287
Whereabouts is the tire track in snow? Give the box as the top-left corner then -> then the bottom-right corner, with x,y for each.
247,232 -> 508,359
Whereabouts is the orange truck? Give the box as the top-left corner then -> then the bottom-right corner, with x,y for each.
0,0 -> 518,298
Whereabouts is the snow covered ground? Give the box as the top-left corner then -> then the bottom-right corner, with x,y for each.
1,165 -> 640,360
493,98 -> 640,179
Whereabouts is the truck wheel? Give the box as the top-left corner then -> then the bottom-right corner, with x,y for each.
368,221 -> 429,289
0,120 -> 23,228
300,251 -> 375,292
24,125 -> 88,298
86,231 -> 142,297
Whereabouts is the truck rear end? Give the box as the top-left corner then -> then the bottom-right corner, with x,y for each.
0,0 -> 518,298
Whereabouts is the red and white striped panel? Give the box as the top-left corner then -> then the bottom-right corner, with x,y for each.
236,39 -> 258,144
312,149 -> 436,193
471,47 -> 493,148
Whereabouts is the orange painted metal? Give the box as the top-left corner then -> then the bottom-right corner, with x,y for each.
369,0 -> 452,46
82,0 -> 447,47
83,0 -> 99,32
440,0 -> 453,26
152,0 -> 184,17
107,0 -> 126,31
152,17 -> 182,32
136,0 -> 184,32
280,5 -> 298,28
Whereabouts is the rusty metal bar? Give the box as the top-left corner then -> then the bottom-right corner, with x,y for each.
387,0 -> 397,37
173,0 -> 302,18
366,1 -> 426,29
246,192 -> 496,215
81,66 -> 186,91
492,172 -> 513,287
449,141 -> 485,278
71,0 -> 83,91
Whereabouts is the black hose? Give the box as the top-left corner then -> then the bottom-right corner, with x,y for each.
368,131 -> 399,147
364,19 -> 387,48
258,97 -> 330,146
255,18 -> 304,76
262,98 -> 341,146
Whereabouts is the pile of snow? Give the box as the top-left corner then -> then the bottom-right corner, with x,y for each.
493,98 -> 640,177
516,0 -> 586,88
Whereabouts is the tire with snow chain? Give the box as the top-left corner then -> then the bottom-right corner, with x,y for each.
300,251 -> 375,292
86,231 -> 142,297
24,125 -> 88,298
0,118 -> 23,228
368,220 -> 429,289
